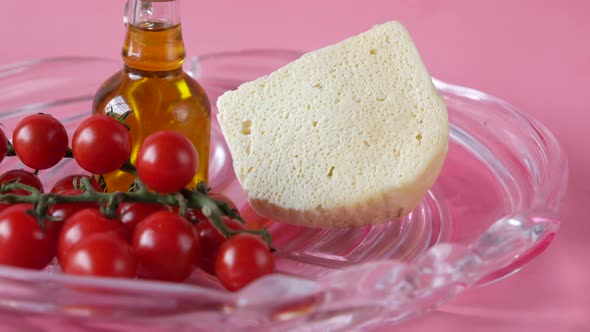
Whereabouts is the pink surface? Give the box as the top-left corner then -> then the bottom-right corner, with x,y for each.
2,0 -> 589,331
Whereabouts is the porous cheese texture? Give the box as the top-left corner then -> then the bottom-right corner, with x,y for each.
217,21 -> 449,228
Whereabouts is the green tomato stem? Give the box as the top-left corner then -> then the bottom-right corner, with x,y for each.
0,178 -> 273,248
6,141 -> 15,157
0,139 -> 273,248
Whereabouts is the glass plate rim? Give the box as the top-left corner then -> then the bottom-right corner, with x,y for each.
0,51 -> 569,327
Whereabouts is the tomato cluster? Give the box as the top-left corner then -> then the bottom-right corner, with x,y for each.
0,113 -> 275,291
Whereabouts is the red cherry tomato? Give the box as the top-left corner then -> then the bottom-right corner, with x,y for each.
72,115 -> 131,174
57,208 -> 128,264
136,131 -> 198,193
12,114 -> 68,170
0,169 -> 44,195
46,189 -> 96,246
0,169 -> 44,213
62,233 -> 136,278
117,202 -> 167,233
215,233 -> 275,291
196,217 -> 245,274
0,128 -> 8,165
133,211 -> 199,282
50,174 -> 102,194
170,192 -> 237,224
47,189 -> 99,230
45,219 -> 64,252
183,207 -> 207,224
0,204 -> 54,269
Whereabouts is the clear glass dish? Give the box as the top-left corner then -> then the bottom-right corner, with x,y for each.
0,50 -> 567,331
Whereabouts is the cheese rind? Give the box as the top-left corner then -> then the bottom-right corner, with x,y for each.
217,21 -> 449,228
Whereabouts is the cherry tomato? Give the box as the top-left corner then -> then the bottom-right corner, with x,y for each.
48,189 -> 98,225
45,219 -> 64,252
117,202 -> 167,233
47,189 -> 99,233
0,169 -> 44,195
12,114 -> 68,170
57,208 -> 128,264
215,233 -> 275,291
172,207 -> 212,224
0,169 -> 44,213
136,131 -> 198,193
50,174 -> 102,194
133,211 -> 199,282
183,207 -> 207,224
72,115 -> 131,174
62,233 -> 136,278
174,191 -> 237,223
0,204 -> 54,269
185,190 -> 240,223
196,217 -> 245,274
0,128 -> 7,165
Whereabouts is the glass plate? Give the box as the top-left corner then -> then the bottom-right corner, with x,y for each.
0,50 -> 567,331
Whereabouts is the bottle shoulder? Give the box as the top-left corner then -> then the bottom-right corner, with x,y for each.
92,68 -> 210,115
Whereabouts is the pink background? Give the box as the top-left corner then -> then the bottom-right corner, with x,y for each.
2,0 -> 589,331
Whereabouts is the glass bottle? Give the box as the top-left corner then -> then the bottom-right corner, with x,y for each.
92,0 -> 210,192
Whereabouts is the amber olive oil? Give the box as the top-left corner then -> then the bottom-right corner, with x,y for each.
92,2 -> 210,192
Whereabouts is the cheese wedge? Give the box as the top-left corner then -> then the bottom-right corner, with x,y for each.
217,21 -> 449,228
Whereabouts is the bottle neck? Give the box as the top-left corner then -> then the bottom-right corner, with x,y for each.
122,0 -> 186,72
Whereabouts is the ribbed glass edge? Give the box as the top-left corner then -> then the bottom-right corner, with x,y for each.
0,55 -> 567,327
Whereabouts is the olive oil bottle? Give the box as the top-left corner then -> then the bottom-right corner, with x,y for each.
93,0 -> 210,192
